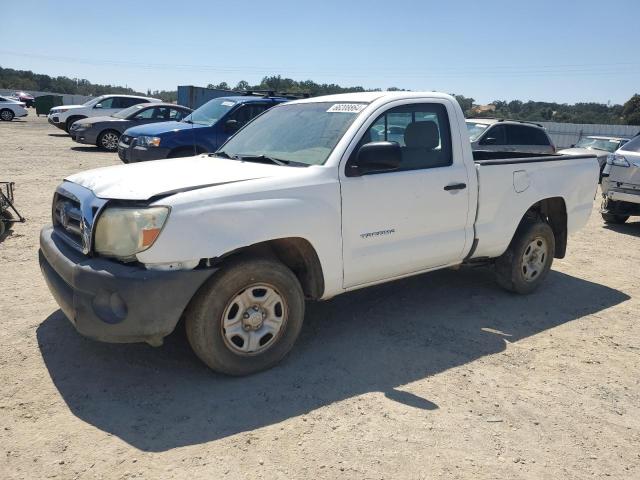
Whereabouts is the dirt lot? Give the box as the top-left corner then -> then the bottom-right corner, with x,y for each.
1,114 -> 639,479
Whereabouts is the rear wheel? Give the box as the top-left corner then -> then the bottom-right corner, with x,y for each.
601,213 -> 629,224
495,218 -> 555,294
0,109 -> 14,121
97,130 -> 120,151
185,257 -> 305,376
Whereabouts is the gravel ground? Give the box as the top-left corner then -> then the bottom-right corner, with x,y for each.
1,114 -> 639,479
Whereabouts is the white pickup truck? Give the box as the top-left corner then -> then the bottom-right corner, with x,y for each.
39,92 -> 599,375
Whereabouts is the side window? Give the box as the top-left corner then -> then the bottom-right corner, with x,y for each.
355,103 -> 452,172
122,97 -> 148,108
229,103 -> 270,126
169,108 -> 187,120
481,125 -> 506,145
96,97 -> 115,109
506,125 -> 537,145
530,128 -> 551,146
133,107 -> 156,119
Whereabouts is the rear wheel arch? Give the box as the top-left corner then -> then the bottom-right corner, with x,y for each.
210,237 -> 325,300
512,197 -> 567,259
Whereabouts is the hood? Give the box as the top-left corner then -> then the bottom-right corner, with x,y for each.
51,105 -> 84,112
123,120 -> 207,137
65,155 -> 298,200
558,147 -> 609,158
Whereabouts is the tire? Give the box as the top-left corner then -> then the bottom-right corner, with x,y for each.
0,109 -> 14,121
601,213 -> 629,224
65,116 -> 84,133
97,130 -> 120,152
495,218 -> 555,294
185,257 -> 305,376
168,147 -> 200,158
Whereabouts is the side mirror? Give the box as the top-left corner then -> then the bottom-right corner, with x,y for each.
224,119 -> 240,133
346,141 -> 401,177
570,144 -> 575,148
94,103 -> 103,109
481,137 -> 497,145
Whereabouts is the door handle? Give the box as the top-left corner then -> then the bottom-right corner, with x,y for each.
444,183 -> 467,191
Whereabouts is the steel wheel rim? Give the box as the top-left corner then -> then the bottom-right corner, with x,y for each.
521,236 -> 548,282
220,283 -> 287,356
1,110 -> 12,120
101,132 -> 119,150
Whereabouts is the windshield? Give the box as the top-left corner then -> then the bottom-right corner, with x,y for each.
621,135 -> 640,153
466,121 -> 489,141
575,137 -> 621,153
218,102 -> 365,166
183,98 -> 236,126
112,104 -> 145,119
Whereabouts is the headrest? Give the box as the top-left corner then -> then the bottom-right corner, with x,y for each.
404,121 -> 440,149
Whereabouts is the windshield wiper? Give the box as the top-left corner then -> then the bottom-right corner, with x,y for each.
183,119 -> 194,124
234,154 -> 308,167
212,150 -> 232,159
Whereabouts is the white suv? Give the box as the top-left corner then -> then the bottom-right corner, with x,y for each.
48,94 -> 161,133
0,95 -> 28,121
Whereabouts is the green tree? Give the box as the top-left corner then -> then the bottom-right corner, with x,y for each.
622,94 -> 640,125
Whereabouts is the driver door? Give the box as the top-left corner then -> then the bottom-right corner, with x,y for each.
340,101 -> 471,288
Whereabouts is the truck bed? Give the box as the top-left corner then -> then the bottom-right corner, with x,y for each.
470,151 -> 599,260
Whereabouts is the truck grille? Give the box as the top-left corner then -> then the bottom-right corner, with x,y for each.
52,182 -> 108,254
53,194 -> 83,247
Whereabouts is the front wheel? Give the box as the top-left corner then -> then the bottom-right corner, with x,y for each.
97,130 -> 120,152
495,218 -> 555,294
601,213 -> 629,224
185,257 -> 305,376
0,109 -> 14,121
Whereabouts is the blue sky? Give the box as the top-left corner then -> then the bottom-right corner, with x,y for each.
2,0 -> 639,104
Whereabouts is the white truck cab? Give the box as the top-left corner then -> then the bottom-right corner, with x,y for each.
47,94 -> 161,133
39,92 -> 599,375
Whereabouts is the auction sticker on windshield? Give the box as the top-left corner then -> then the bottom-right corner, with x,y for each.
327,104 -> 366,113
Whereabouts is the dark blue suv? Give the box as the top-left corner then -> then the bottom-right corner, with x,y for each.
117,95 -> 291,163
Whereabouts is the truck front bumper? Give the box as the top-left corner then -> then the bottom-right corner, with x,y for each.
39,226 -> 215,345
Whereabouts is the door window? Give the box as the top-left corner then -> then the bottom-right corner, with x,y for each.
228,103 -> 271,127
481,125 -> 507,145
504,125 -> 550,145
355,103 -> 452,171
133,107 -> 156,119
169,108 -> 188,120
96,97 -> 116,109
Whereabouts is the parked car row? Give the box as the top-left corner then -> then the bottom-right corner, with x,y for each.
0,95 -> 28,121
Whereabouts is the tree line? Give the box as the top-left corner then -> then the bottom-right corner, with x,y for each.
1,66 -> 639,125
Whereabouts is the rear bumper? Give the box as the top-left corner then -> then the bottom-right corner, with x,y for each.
602,185 -> 640,206
39,226 -> 216,345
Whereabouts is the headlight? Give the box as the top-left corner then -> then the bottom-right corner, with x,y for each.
137,136 -> 161,147
94,206 -> 170,260
74,123 -> 91,130
607,154 -> 630,167
55,108 -> 69,114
